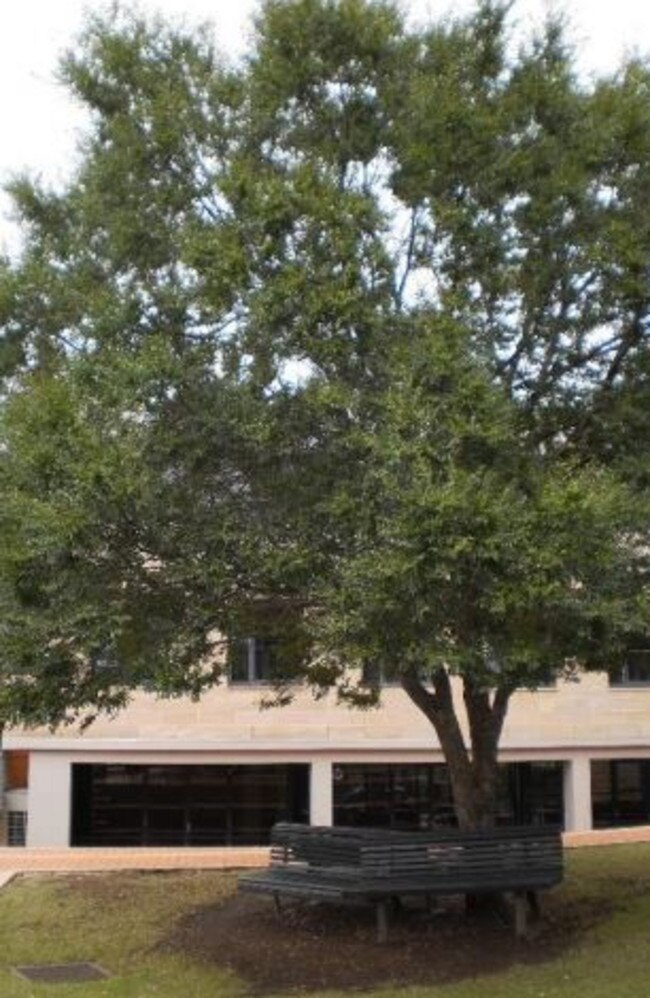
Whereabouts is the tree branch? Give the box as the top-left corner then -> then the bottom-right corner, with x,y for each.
394,207 -> 419,311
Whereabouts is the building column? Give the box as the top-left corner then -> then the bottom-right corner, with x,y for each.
309,759 -> 333,826
563,755 -> 592,832
27,752 -> 72,847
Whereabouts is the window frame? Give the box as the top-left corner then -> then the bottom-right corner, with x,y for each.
360,662 -> 435,689
609,649 -> 650,688
360,661 -> 402,689
227,637 -> 299,686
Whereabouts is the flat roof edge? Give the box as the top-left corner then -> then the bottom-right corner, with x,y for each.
6,735 -> 650,756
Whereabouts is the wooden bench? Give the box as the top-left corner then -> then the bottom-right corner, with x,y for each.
239,823 -> 563,941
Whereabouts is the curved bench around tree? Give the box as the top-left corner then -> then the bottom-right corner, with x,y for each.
239,822 -> 564,941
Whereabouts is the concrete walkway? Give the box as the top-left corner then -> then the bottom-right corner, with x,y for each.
0,827 -> 648,885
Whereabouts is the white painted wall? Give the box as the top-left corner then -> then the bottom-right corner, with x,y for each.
563,755 -> 593,832
26,752 -> 71,847
309,759 -> 333,825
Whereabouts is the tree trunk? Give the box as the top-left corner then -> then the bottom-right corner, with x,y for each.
400,668 -> 511,832
401,668 -> 513,915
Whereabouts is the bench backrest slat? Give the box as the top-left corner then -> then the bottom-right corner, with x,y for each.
269,822 -> 563,884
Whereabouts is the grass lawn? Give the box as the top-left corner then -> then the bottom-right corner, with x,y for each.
1,845 -> 650,996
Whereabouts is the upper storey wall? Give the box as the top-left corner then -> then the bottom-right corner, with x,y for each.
6,671 -> 650,753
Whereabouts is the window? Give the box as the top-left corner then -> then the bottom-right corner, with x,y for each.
610,649 -> 650,686
7,811 -> 27,846
332,762 -> 564,830
89,640 -> 120,673
360,662 -> 430,688
592,759 -> 650,827
333,763 -> 455,830
361,662 -> 400,688
89,644 -> 158,691
71,763 -> 309,846
228,638 -> 297,684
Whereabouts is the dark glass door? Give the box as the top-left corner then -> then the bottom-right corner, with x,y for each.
333,762 -> 563,830
71,763 -> 309,846
592,759 -> 650,827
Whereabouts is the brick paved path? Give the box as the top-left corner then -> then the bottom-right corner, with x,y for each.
0,846 -> 269,875
563,825 -> 650,848
0,826 -> 648,884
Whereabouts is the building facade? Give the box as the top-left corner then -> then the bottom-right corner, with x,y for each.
4,666 -> 650,847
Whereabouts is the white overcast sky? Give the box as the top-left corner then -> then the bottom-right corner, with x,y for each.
1,0 -> 650,253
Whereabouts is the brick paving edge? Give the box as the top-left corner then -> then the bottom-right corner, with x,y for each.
563,826 -> 650,848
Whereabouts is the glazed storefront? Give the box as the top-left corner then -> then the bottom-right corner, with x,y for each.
67,759 -> 564,847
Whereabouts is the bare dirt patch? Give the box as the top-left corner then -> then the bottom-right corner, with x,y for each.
163,888 -> 610,995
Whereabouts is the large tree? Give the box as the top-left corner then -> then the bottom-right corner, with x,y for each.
1,0 -> 650,827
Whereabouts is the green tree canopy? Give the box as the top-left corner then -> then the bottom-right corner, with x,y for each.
2,0 -> 650,826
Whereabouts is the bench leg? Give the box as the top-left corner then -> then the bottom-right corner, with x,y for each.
514,891 -> 527,939
376,901 -> 389,943
273,892 -> 283,917
527,890 -> 541,921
